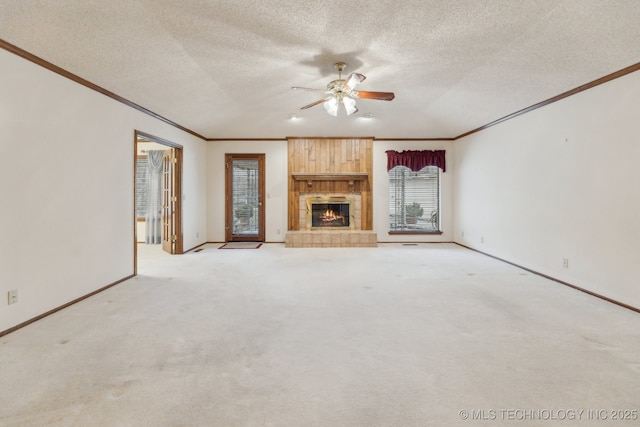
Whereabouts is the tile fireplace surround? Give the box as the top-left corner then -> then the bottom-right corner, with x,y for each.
285,193 -> 377,248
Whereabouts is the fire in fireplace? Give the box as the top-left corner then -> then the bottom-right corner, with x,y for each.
311,203 -> 350,228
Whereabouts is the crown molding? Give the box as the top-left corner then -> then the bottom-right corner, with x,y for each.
455,61 -> 640,140
0,38 -> 207,141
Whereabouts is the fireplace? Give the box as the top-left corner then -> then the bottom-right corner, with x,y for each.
286,193 -> 376,248
305,195 -> 356,230
311,203 -> 350,228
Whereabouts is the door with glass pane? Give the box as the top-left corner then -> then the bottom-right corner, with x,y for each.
225,154 -> 265,242
160,147 -> 183,254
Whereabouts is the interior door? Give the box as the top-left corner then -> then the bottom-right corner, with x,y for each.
162,148 -> 176,253
225,154 -> 265,242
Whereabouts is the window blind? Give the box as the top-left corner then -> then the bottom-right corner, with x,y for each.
135,157 -> 149,219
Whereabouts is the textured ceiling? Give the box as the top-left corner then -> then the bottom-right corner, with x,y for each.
2,0 -> 640,139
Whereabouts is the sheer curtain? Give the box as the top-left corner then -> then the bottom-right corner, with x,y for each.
145,150 -> 164,244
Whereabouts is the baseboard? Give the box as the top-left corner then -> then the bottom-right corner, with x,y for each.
455,243 -> 640,314
0,274 -> 135,338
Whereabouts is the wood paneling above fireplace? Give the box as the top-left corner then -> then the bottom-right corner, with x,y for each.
287,137 -> 373,231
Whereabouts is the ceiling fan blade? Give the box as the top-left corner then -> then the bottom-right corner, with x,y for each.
292,86 -> 328,93
300,96 -> 333,110
342,73 -> 366,90
354,91 -> 395,101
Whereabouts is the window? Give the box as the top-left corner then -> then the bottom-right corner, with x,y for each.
135,156 -> 149,220
389,165 -> 440,232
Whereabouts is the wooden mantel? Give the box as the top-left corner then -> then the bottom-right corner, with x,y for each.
291,172 -> 368,191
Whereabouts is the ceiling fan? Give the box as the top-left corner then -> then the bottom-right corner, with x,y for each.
292,62 -> 395,116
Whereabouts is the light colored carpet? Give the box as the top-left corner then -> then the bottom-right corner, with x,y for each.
1,243 -> 639,426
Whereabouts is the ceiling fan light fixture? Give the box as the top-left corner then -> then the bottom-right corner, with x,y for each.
343,96 -> 358,115
324,97 -> 338,116
344,72 -> 365,90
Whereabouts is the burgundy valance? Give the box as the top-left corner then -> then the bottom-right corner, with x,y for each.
386,150 -> 446,172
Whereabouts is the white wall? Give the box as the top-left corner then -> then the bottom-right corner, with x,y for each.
373,140 -> 454,242
454,70 -> 640,308
0,49 -> 208,332
206,141 -> 289,242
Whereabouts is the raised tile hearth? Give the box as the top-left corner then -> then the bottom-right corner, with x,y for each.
285,230 -> 377,248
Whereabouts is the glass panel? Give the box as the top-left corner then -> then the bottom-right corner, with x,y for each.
232,159 -> 259,236
135,157 -> 149,219
311,203 -> 350,228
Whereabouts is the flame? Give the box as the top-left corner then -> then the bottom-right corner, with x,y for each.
321,209 -> 345,224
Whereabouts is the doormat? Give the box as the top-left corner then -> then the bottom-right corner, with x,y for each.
219,242 -> 262,249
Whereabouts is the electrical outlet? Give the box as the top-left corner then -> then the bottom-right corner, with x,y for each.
8,289 -> 18,305
461,231 -> 464,238
480,236 -> 484,243
562,258 -> 569,268
277,229 -> 281,235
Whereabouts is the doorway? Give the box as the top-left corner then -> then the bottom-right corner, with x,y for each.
225,153 -> 265,242
135,131 -> 183,274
